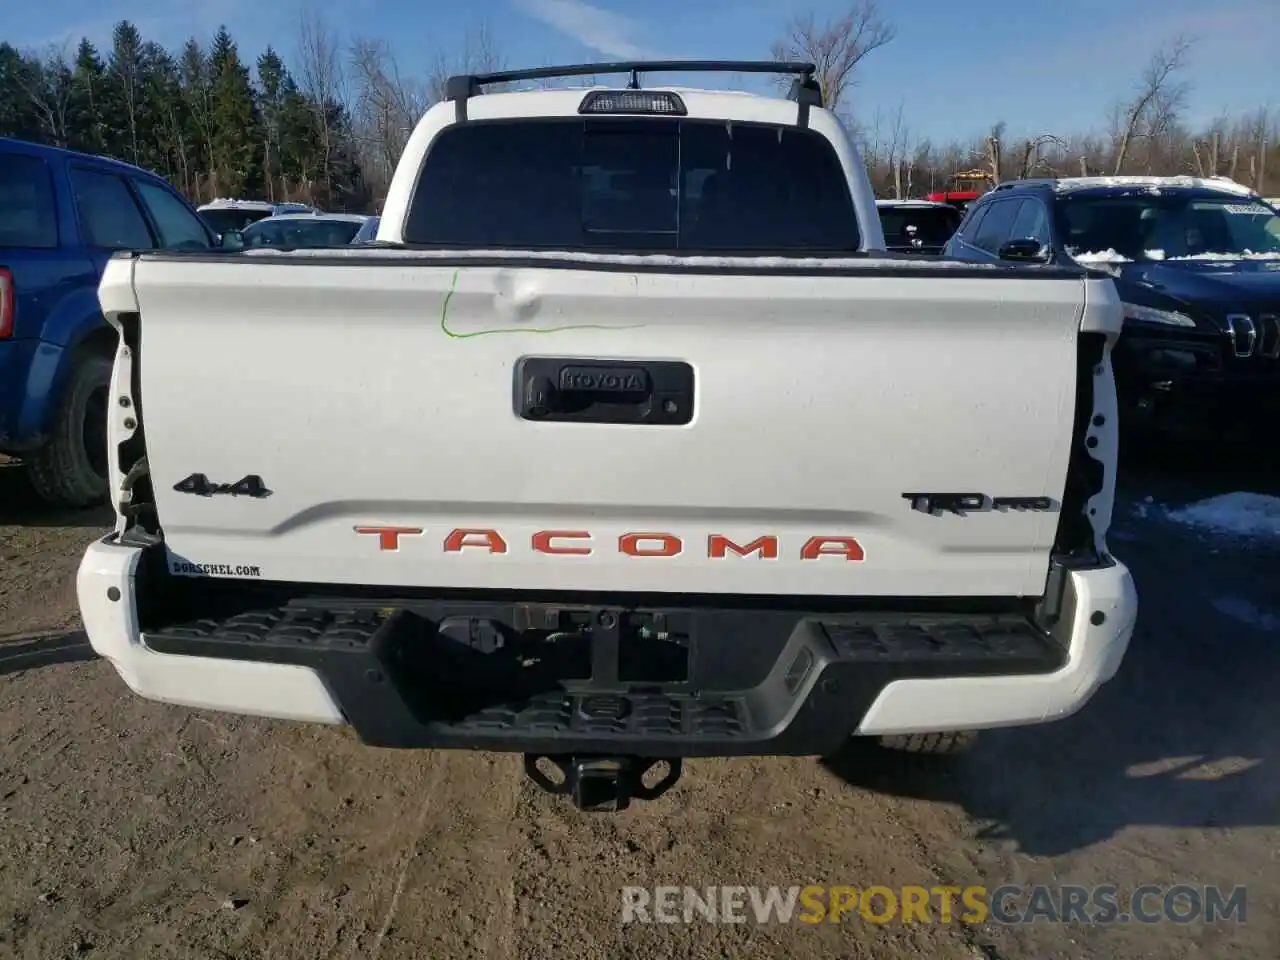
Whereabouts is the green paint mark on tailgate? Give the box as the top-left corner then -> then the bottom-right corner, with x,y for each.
439,269 -> 647,339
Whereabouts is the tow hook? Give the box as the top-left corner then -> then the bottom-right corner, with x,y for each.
523,754 -> 682,812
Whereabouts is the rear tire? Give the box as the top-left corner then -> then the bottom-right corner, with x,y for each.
878,731 -> 978,755
26,353 -> 113,508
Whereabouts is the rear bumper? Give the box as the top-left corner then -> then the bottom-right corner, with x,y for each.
77,540 -> 344,725
77,537 -> 1138,755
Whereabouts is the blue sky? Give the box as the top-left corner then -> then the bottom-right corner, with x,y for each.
8,0 -> 1277,144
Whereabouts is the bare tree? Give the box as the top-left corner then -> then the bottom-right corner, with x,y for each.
985,121 -> 1006,184
832,98 -> 1271,198
1014,133 -> 1068,179
427,22 -> 507,102
883,101 -> 910,198
349,37 -> 429,188
769,1 -> 896,114
1238,107 -> 1271,190
297,9 -> 348,202
854,107 -> 885,179
909,139 -> 934,195
17,44 -> 74,146
1112,36 -> 1193,175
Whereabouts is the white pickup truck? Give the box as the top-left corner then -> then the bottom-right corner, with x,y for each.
78,61 -> 1137,811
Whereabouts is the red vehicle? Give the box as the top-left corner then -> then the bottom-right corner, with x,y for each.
926,169 -> 993,213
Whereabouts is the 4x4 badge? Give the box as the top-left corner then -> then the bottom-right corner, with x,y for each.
173,473 -> 272,498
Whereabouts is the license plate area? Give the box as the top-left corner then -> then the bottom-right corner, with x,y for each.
394,605 -> 694,725
515,357 -> 694,424
421,606 -> 693,693
511,605 -> 692,687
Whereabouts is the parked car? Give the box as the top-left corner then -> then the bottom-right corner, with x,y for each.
351,216 -> 381,244
196,198 -> 317,237
942,175 -> 1280,438
875,199 -> 962,254
230,212 -> 370,250
924,170 -> 993,214
81,60 -> 1136,814
0,136 -> 218,506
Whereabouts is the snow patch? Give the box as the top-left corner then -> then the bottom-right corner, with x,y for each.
1070,248 -> 1132,264
1051,175 -> 1257,197
1164,251 -> 1280,262
1165,492 -> 1280,539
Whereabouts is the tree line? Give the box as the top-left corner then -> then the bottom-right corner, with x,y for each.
1,2 -> 1275,214
1,17 -> 371,209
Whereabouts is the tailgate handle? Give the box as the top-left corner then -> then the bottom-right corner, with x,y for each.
516,358 -> 694,425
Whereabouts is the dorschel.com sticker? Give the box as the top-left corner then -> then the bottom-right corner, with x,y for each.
170,560 -> 263,577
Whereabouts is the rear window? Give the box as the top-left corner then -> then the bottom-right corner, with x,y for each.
878,205 -> 961,246
405,118 -> 859,253
0,153 -> 58,249
199,208 -> 273,235
242,218 -> 365,249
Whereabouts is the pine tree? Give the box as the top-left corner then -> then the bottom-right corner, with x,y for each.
108,20 -> 146,163
68,40 -> 110,154
280,78 -> 321,197
0,44 -> 42,139
208,26 -> 262,197
256,46 -> 288,199
180,39 -> 216,198
143,46 -> 188,186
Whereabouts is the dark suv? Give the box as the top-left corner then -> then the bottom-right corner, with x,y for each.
875,199 -> 962,254
943,176 -> 1280,438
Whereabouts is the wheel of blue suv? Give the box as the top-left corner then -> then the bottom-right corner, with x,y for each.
26,353 -> 113,508
879,731 -> 979,755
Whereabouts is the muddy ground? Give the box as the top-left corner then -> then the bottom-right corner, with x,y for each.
1,454 -> 1277,959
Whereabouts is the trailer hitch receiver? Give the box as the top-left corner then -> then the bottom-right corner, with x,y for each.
524,754 -> 682,811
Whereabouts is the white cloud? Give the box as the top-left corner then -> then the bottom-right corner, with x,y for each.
513,0 -> 650,59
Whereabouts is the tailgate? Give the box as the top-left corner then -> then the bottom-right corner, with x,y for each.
108,253 -> 1113,598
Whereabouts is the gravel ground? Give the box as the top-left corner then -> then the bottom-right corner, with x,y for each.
1,454 -> 1277,960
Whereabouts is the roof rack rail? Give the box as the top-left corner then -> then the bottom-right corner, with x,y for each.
992,179 -> 1058,191
443,59 -> 822,125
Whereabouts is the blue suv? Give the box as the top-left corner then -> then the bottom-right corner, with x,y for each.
0,137 -> 216,506
944,176 -> 1280,439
